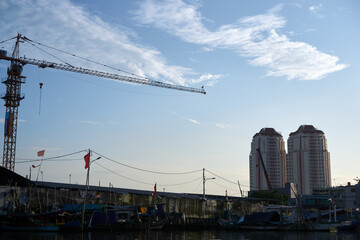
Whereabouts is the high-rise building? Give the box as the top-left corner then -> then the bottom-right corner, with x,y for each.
287,125 -> 331,195
249,128 -> 287,191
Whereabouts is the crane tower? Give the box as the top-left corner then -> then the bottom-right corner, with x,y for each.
0,34 -> 206,171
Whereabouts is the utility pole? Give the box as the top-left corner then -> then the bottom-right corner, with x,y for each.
202,168 -> 215,200
203,168 -> 205,200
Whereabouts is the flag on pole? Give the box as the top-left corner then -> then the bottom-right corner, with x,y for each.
84,152 -> 90,169
37,150 -> 45,157
154,183 -> 157,198
226,190 -> 229,202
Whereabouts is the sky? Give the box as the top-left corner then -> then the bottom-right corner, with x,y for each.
0,0 -> 359,197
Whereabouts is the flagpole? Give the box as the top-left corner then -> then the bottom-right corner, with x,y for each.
36,151 -> 45,181
81,150 -> 90,231
81,150 -> 101,231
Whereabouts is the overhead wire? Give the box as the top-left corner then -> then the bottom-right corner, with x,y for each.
93,161 -> 153,186
0,36 -> 17,45
205,169 -> 238,185
206,169 -> 250,189
210,180 -> 239,192
92,150 -> 202,175
191,179 -> 203,193
16,158 -> 83,163
159,177 -> 202,187
10,149 -> 249,193
94,162 -> 202,187
13,150 -> 88,163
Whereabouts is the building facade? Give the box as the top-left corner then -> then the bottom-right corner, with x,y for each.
249,128 -> 286,191
287,125 -> 331,195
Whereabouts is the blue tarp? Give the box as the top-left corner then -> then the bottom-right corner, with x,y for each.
61,204 -> 113,212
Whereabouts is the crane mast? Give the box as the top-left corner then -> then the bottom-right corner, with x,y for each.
0,34 -> 206,171
1,34 -> 25,171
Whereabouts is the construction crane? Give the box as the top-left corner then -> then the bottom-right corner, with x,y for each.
256,147 -> 273,192
0,34 -> 206,171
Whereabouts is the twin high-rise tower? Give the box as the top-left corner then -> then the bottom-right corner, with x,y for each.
249,125 -> 331,195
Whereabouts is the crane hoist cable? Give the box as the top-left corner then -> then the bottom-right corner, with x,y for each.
39,82 -> 43,114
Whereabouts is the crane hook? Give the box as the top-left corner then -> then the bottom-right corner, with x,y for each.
39,82 -> 44,114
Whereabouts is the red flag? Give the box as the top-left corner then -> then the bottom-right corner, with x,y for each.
32,165 -> 36,168
154,183 -> 157,198
37,150 -> 45,157
84,152 -> 90,169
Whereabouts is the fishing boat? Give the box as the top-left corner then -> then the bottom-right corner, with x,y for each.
88,204 -> 167,231
0,213 -> 62,231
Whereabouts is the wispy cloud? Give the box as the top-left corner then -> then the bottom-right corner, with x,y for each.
133,0 -> 347,80
215,123 -> 231,129
309,4 -> 325,19
0,0 -> 216,86
79,120 -> 100,125
187,118 -> 201,125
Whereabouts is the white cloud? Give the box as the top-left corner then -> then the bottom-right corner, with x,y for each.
190,73 -> 223,86
309,4 -> 325,19
133,0 -> 347,80
187,118 -> 201,125
215,123 -> 231,129
0,0 -> 213,86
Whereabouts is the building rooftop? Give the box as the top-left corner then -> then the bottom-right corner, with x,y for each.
289,125 -> 324,136
253,128 -> 282,138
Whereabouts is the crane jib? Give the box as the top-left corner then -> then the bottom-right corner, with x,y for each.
0,55 -> 206,95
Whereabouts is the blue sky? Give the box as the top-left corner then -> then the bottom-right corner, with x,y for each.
0,0 -> 359,196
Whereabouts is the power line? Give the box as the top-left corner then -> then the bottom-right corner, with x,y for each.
92,150 -> 202,175
16,158 -> 83,163
191,179 -> 203,193
210,180 -> 239,192
160,177 -> 202,187
93,162 -> 153,186
205,169 -> 250,188
0,36 -> 17,45
11,150 -> 88,163
94,162 -> 202,187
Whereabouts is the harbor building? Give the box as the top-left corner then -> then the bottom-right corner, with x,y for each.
249,128 -> 287,191
287,125 -> 331,195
